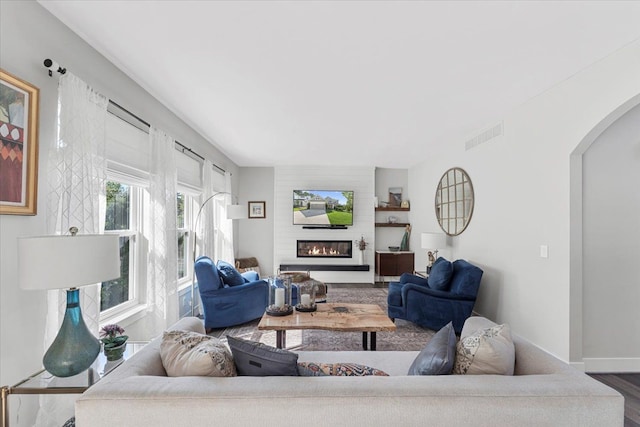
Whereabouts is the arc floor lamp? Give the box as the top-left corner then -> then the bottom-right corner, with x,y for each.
190,192 -> 246,316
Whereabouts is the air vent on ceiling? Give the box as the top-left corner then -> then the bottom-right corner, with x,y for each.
465,121 -> 503,151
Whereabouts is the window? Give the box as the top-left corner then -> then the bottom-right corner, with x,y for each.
101,180 -> 141,315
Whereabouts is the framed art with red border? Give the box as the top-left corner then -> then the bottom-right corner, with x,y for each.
0,69 -> 39,215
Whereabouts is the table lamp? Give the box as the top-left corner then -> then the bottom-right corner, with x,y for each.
18,228 -> 120,377
421,232 -> 447,273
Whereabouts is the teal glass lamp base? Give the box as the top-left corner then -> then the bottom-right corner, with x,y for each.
43,288 -> 100,377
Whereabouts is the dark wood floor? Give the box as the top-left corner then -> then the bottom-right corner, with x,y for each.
589,374 -> 640,427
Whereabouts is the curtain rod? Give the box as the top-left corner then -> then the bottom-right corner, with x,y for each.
44,58 -> 227,175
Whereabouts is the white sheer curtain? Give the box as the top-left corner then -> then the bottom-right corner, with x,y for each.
200,159 -> 216,259
217,171 -> 235,263
40,72 -> 108,427
146,126 -> 179,332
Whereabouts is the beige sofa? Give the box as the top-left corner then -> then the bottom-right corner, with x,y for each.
75,316 -> 623,426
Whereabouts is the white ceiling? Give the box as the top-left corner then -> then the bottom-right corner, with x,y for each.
39,1 -> 640,168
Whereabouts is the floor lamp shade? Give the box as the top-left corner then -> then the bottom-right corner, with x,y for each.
227,204 -> 247,220
18,233 -> 120,377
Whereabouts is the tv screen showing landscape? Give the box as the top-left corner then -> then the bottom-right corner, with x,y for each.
293,190 -> 354,226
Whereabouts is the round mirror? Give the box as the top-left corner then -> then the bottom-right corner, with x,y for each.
435,167 -> 474,236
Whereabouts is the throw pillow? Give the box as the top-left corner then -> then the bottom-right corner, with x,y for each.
160,330 -> 236,377
227,336 -> 299,376
407,321 -> 456,375
297,362 -> 389,377
453,324 -> 515,375
217,260 -> 245,286
427,257 -> 453,291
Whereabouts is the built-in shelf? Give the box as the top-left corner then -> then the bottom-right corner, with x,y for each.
375,207 -> 410,212
375,222 -> 410,228
280,264 -> 370,272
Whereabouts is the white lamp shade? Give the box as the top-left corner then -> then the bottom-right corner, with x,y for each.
421,232 -> 447,250
18,234 -> 120,291
226,204 -> 246,220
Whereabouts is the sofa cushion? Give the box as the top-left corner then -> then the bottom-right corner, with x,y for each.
408,321 -> 456,375
217,260 -> 246,286
227,336 -> 299,376
453,323 -> 515,375
160,330 -> 236,377
427,257 -> 453,291
297,362 -> 389,377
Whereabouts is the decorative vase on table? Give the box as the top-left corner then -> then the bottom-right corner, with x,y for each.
358,249 -> 365,265
104,342 -> 126,361
100,323 -> 128,361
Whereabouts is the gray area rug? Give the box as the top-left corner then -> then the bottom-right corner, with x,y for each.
207,287 -> 435,351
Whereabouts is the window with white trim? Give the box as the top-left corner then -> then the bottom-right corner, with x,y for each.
101,180 -> 141,315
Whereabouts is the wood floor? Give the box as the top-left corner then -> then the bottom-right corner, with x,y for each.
588,374 -> 640,427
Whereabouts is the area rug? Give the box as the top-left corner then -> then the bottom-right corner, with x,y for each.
207,286 -> 435,351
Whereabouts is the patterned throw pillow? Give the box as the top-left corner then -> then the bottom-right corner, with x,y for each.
297,362 -> 389,377
160,330 -> 236,377
217,260 -> 246,286
453,324 -> 515,375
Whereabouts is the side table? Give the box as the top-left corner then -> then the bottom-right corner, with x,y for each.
1,341 -> 147,427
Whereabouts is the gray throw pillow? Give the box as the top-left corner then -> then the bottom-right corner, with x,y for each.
227,335 -> 299,376
408,321 -> 456,375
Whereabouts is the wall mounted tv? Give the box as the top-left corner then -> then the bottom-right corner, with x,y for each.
293,190 -> 354,227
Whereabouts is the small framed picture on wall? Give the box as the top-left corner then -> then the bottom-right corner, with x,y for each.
248,201 -> 266,219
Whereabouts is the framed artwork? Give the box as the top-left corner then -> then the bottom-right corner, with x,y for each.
0,69 -> 39,215
248,201 -> 266,219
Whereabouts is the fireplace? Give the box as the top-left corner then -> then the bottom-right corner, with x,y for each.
297,240 -> 353,258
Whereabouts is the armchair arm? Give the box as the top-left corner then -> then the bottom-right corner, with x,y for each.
402,283 -> 476,302
399,273 -> 429,287
199,279 -> 268,298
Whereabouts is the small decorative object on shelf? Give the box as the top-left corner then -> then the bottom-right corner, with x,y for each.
296,281 -> 317,312
100,324 -> 128,361
267,276 -> 293,316
356,235 -> 368,265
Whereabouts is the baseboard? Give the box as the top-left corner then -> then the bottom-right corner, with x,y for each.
569,361 -> 585,372
583,357 -> 640,373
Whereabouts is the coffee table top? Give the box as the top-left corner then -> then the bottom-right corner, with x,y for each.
257,303 -> 396,332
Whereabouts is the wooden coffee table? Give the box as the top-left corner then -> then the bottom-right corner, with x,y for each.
257,303 -> 396,351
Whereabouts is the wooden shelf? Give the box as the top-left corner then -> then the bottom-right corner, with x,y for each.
280,264 -> 370,272
375,207 -> 409,212
375,222 -> 410,227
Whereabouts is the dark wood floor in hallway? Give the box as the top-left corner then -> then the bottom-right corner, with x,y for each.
589,374 -> 640,427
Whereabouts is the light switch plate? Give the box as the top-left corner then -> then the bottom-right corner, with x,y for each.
540,245 -> 549,258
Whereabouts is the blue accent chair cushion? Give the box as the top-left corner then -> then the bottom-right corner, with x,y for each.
408,321 -> 456,375
427,257 -> 453,291
387,259 -> 483,334
195,256 -> 269,330
217,260 -> 245,286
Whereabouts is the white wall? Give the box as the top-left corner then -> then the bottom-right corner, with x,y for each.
273,166 -> 375,283
582,104 -> 640,370
237,167 -> 275,276
409,40 -> 640,363
0,3 -> 238,424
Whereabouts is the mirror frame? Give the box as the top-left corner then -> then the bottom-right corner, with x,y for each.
434,167 -> 475,236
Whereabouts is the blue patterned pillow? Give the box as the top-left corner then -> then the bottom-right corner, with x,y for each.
297,362 -> 388,376
427,257 -> 453,291
217,260 -> 245,286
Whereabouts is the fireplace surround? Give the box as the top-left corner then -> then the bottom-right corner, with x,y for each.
297,240 -> 353,258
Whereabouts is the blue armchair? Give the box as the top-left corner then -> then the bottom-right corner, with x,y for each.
194,256 -> 269,331
387,258 -> 483,334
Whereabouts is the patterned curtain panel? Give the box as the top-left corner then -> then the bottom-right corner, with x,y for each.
40,72 -> 108,427
146,126 -> 179,332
